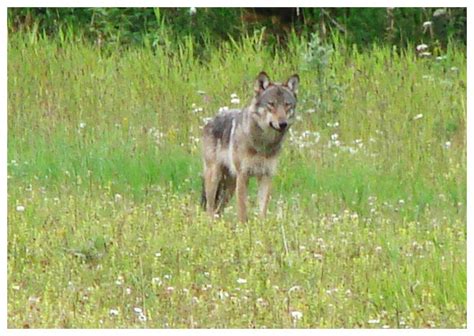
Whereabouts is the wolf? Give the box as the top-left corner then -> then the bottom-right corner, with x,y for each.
201,71 -> 299,222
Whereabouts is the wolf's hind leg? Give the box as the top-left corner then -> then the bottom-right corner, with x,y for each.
216,170 -> 236,214
204,164 -> 222,217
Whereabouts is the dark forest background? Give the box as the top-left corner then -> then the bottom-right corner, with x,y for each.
8,7 -> 467,51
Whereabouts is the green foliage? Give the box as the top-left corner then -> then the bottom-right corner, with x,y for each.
8,7 -> 467,53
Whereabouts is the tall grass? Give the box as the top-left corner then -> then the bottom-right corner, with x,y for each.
7,30 -> 466,328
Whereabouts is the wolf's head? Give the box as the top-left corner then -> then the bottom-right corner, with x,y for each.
252,71 -> 299,133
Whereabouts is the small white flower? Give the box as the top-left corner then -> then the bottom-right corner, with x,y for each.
218,106 -> 229,113
109,308 -> 119,316
288,285 -> 302,293
291,311 -> 303,320
375,246 -> 383,253
331,133 -> 338,140
444,141 -> 452,149
236,278 -> 247,284
28,296 -> 40,304
133,307 -> 143,314
114,193 -> 122,202
79,122 -> 86,129
231,98 -> 240,105
164,274 -> 172,280
152,277 -> 162,286
422,21 -> 432,28
413,114 -> 423,120
416,43 -> 428,52
202,117 -> 212,124
313,253 -> 323,261
154,252 -> 161,257
189,7 -> 197,15
368,318 -> 380,324
115,275 -> 124,286
166,286 -> 175,292
419,52 -> 432,57
230,93 -> 239,99
16,205 -> 25,212
138,313 -> 147,322
306,108 -> 316,113
450,66 -> 459,72
125,287 -> 132,295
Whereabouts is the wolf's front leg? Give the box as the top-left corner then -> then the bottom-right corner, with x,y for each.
236,172 -> 249,222
258,175 -> 272,218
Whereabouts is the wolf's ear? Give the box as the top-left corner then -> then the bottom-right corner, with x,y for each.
286,74 -> 299,95
254,71 -> 271,94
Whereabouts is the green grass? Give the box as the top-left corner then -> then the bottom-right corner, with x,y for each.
7,32 -> 466,328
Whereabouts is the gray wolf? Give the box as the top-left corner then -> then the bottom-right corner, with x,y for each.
201,71 -> 299,222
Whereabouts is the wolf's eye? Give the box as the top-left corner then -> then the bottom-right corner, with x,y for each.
285,102 -> 292,108
267,101 -> 275,108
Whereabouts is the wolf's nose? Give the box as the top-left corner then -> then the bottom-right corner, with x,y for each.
279,121 -> 288,130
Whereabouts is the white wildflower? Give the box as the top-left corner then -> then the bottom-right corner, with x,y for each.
422,21 -> 432,29
368,318 -> 380,324
291,311 -> 303,320
236,278 -> 247,284
416,44 -> 428,52
16,205 -> 25,212
115,275 -> 124,286
189,7 -> 197,15
109,308 -> 119,317
133,307 -> 143,314
413,114 -> 423,120
288,285 -> 302,293
231,98 -> 240,105
79,122 -> 86,129
28,296 -> 40,304
114,193 -> 122,202
314,253 -> 323,261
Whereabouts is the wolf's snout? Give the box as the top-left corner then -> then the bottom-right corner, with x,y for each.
279,121 -> 288,130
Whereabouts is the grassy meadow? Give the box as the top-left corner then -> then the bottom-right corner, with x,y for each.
7,30 -> 466,328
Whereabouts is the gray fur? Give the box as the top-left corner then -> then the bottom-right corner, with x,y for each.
201,71 -> 300,221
